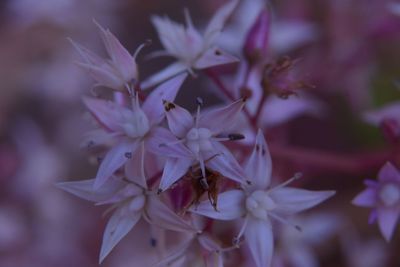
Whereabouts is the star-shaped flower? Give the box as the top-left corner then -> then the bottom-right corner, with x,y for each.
352,162 -> 400,242
83,74 -> 187,189
58,145 -> 196,263
70,22 -> 144,92
189,130 -> 335,267
152,98 -> 248,192
141,0 -> 239,89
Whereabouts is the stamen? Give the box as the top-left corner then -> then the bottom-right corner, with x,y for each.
233,216 -> 249,247
133,40 -> 152,59
183,8 -> 194,29
269,212 -> 302,232
268,172 -> 302,192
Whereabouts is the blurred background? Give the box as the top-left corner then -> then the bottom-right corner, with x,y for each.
0,0 -> 400,266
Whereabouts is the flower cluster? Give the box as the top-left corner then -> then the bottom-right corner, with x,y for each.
58,1 -> 343,266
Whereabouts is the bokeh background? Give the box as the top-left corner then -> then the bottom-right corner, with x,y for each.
0,0 -> 400,266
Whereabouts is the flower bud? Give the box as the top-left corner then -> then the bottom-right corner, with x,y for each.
243,7 -> 270,65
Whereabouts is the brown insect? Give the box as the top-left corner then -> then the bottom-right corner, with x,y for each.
183,165 -> 222,212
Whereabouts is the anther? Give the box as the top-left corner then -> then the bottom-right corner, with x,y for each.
196,97 -> 204,107
124,152 -> 132,159
157,188 -> 163,194
150,238 -> 157,247
228,133 -> 245,141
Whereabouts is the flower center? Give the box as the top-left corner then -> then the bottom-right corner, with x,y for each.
245,190 -> 276,220
185,127 -> 213,154
121,109 -> 150,138
379,183 -> 400,207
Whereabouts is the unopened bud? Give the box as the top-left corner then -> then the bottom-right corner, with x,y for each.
243,7 -> 270,65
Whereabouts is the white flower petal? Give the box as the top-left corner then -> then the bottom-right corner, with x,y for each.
190,190 -> 245,220
377,207 -> 400,242
245,130 -> 272,190
244,217 -> 273,267
99,207 -> 141,263
141,62 -> 187,89
125,142 -> 147,189
146,195 -> 195,233
194,47 -> 238,69
159,157 -> 192,192
164,101 -> 194,138
270,187 -> 335,215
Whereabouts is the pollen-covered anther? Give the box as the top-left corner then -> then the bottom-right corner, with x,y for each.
163,100 -> 176,111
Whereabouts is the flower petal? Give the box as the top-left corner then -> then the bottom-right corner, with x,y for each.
378,162 -> 400,183
146,195 -> 195,232
142,73 -> 188,126
159,157 -> 192,192
189,190 -> 245,220
194,47 -> 238,69
352,188 -> 377,207
198,98 -> 245,135
270,187 -> 335,215
77,62 -> 123,89
94,141 -> 139,190
206,143 -> 247,184
69,38 -> 106,66
99,207 -> 141,263
125,142 -> 147,189
95,22 -> 137,82
57,177 -> 124,202
82,97 -> 125,132
244,217 -> 274,267
146,127 -> 192,158
377,207 -> 400,242
141,62 -> 187,89
164,101 -> 194,138
245,129 -> 272,190
153,237 -> 193,267
204,0 -> 239,44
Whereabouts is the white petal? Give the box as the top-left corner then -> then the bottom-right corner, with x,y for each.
159,157 -> 192,192
141,62 -> 187,89
189,190 -> 245,220
245,129 -> 272,190
164,101 -> 194,138
194,47 -> 238,69
124,142 -> 147,189
270,187 -> 335,215
57,178 -> 123,202
142,73 -> 188,125
99,207 -> 141,263
244,217 -> 274,267
146,195 -> 195,233
94,141 -> 139,190
204,0 -> 239,44
145,127 -> 192,158
377,207 -> 400,242
352,188 -> 377,207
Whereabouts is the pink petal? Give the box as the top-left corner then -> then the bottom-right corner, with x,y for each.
352,188 -> 377,207
204,0 -> 239,43
378,162 -> 400,183
194,47 -> 239,69
164,101 -> 194,138
82,97 -> 125,132
141,62 -> 187,89
189,190 -> 245,220
95,22 -> 137,82
99,207 -> 141,263
145,127 -> 192,158
146,195 -> 196,232
270,187 -> 335,215
159,157 -> 192,192
69,38 -> 106,66
244,217 -> 274,267
57,178 -> 124,202
245,129 -> 272,190
94,141 -> 139,190
125,142 -> 147,189
142,73 -> 188,126
77,62 -> 123,89
377,207 -> 400,242
198,99 -> 245,135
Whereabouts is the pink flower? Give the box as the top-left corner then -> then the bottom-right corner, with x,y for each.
83,74 -> 187,189
352,162 -> 400,242
153,98 -> 249,192
57,147 -> 196,263
190,130 -> 335,267
70,22 -> 143,92
141,0 -> 239,88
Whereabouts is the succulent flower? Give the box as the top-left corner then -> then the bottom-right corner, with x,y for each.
352,162 -> 400,242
